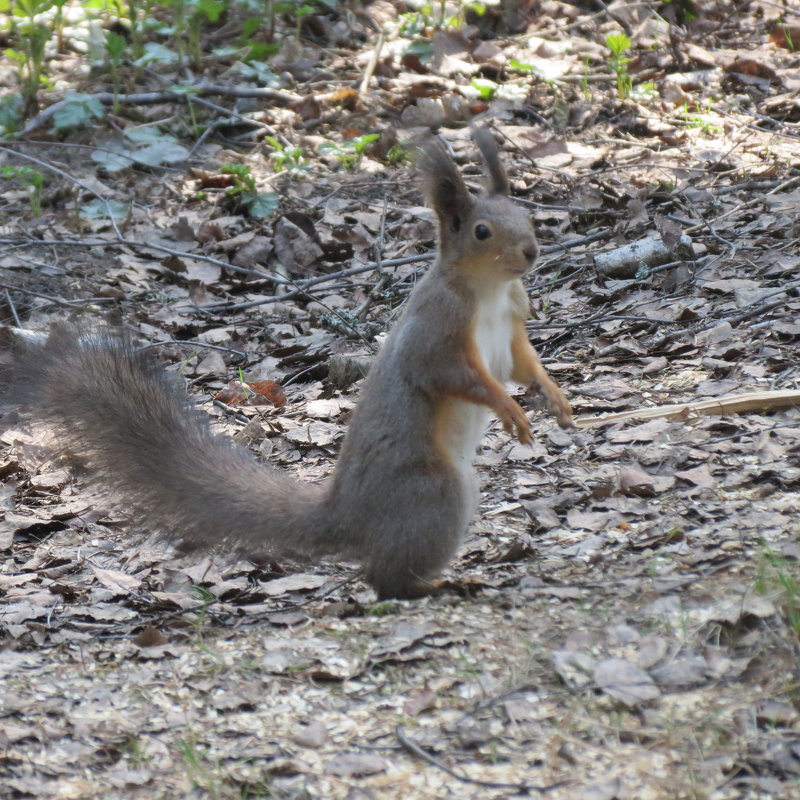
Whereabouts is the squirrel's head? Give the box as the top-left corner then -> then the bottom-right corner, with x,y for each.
420,127 -> 538,285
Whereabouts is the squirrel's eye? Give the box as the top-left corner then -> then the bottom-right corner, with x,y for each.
475,224 -> 491,240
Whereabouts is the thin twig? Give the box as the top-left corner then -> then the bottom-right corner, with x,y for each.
4,290 -> 21,326
0,146 -> 123,238
0,280 -> 117,309
359,32 -> 384,95
195,254 -> 435,313
135,339 -> 248,358
355,194 -> 390,321
23,83 -> 301,134
395,726 -> 566,794
592,0 -> 634,35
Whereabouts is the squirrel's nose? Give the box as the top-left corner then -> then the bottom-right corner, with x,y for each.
523,242 -> 539,263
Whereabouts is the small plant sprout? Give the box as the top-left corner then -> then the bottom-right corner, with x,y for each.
605,32 -> 632,99
265,136 -> 310,175
0,164 -> 44,216
318,133 -> 379,170
580,56 -> 592,101
470,77 -> 498,100
189,584 -> 216,636
756,538 -> 800,640
220,163 -> 279,218
105,30 -> 128,113
387,142 -> 412,166
293,4 -> 315,40
680,102 -> 723,135
5,0 -> 53,114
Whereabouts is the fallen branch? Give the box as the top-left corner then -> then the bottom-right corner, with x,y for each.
575,389 -> 800,428
23,83 -> 301,133
395,725 -> 564,794
594,232 -> 694,279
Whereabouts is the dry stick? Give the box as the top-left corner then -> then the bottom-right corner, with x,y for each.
71,237 -> 285,282
0,279 -> 117,309
591,0 -> 634,35
134,65 -> 285,149
395,726 -> 566,795
9,235 -> 283,282
355,194 -> 390,321
767,174 -> 800,195
0,235 -> 429,307
712,179 -> 785,196
646,293 -> 789,353
199,229 -> 613,314
535,1 -> 654,36
0,226 -> 609,316
0,146 -> 123,239
137,339 -> 248,359
576,390 -> 800,428
538,256 -> 716,351
196,254 -> 435,313
697,419 -> 800,448
711,104 -> 800,143
123,240 -> 283,281
677,190 -> 737,250
527,312 -> 693,332
758,0 -> 800,16
4,290 -> 21,327
358,31 -> 384,96
22,84 -> 301,134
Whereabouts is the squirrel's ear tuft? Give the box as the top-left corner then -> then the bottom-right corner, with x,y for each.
471,126 -> 510,196
418,139 -> 473,233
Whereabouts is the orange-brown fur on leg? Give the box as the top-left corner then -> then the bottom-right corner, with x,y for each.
460,333 -> 533,443
509,282 -> 574,429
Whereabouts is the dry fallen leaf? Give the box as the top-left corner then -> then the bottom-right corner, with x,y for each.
594,658 -> 661,707
133,624 -> 167,648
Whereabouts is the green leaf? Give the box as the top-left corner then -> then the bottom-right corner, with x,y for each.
51,92 -> 104,132
470,77 -> 497,100
245,42 -> 280,61
3,48 -> 26,68
350,133 -> 379,151
236,60 -> 279,84
91,148 -> 136,172
196,0 -> 225,23
245,192 -> 279,218
0,164 -> 44,189
241,16 -> 261,39
80,198 -> 129,220
402,39 -> 433,61
0,92 -> 24,133
132,141 -> 190,166
605,33 -> 632,57
124,126 -> 178,144
134,42 -> 179,67
105,31 -> 127,60
317,141 -> 340,157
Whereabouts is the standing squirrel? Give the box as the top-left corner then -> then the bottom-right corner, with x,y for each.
1,128 -> 573,599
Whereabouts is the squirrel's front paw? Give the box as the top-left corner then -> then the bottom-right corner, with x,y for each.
499,398 -> 532,444
535,380 -> 574,430
551,393 -> 575,430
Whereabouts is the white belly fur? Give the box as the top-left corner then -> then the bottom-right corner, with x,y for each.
441,283 -> 516,483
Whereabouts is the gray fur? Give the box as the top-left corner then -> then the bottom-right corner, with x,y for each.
0,128 -> 568,599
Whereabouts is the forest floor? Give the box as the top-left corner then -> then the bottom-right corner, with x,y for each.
1,1 -> 800,798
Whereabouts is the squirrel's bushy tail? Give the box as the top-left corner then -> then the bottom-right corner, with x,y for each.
1,326 -> 331,557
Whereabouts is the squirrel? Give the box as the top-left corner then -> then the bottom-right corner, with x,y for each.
1,127 -> 573,599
